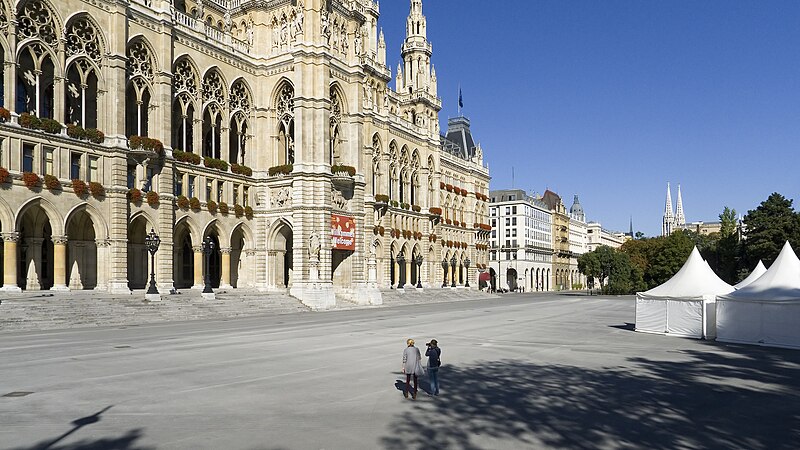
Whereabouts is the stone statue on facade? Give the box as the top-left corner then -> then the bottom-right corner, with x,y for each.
224,10 -> 231,32
309,231 -> 321,262
246,16 -> 254,45
280,15 -> 288,45
294,2 -> 304,35
353,29 -> 362,56
321,10 -> 330,41
195,0 -> 204,20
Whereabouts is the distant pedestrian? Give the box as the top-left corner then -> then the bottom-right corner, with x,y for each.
425,339 -> 441,396
402,338 -> 423,399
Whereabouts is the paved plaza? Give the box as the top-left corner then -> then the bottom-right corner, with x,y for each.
2,293 -> 799,449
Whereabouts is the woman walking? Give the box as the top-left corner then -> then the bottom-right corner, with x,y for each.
402,338 -> 422,399
425,339 -> 441,396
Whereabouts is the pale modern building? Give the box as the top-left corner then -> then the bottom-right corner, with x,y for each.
586,222 -> 627,252
488,189 -> 553,292
0,0 -> 490,308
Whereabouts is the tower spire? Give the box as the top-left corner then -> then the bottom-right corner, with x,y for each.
662,182 -> 675,236
675,184 -> 685,227
401,0 -> 432,96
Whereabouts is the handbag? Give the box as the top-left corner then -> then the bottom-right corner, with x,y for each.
414,361 -> 425,377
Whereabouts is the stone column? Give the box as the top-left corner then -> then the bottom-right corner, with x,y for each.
1,233 -> 21,292
51,235 -> 69,291
192,246 -> 203,288
219,247 -> 232,288
94,239 -> 110,291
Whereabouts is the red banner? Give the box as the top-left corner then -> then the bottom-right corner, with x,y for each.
331,214 -> 356,251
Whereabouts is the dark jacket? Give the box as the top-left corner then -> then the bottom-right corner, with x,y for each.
425,346 -> 441,368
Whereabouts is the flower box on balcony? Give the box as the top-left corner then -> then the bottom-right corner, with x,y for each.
331,164 -> 356,176
244,206 -> 254,219
207,200 -> 218,214
429,207 -> 442,216
230,163 -> 253,176
129,136 -> 164,155
22,172 -> 41,189
174,150 -> 201,165
219,201 -> 229,215
268,164 -> 293,176
375,194 -> 390,203
0,167 -> 9,184
234,204 -> 244,218
89,182 -> 104,198
190,197 -> 201,210
0,107 -> 10,123
177,195 -> 190,210
412,204 -> 421,212
128,187 -> 142,204
43,174 -> 61,191
146,191 -> 159,206
203,157 -> 229,171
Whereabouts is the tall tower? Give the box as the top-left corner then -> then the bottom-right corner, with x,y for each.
401,0 -> 433,95
662,182 -> 675,236
675,184 -> 686,228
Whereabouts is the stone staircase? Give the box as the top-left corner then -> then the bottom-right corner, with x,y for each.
0,289 -> 310,331
377,286 -> 498,307
0,287 -> 497,332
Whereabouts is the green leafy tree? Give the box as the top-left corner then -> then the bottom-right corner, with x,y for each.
577,250 -> 601,288
648,230 -> 694,287
742,193 -> 800,266
716,206 -> 740,283
634,231 -> 645,239
579,245 -> 644,294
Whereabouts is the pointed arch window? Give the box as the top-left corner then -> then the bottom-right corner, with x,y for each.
125,40 -> 155,137
16,44 -> 55,118
276,83 -> 295,165
173,58 -> 199,152
229,79 -> 252,165
329,86 -> 342,165
201,69 -> 226,159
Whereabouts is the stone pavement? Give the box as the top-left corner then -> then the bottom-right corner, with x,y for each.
0,286 -> 499,331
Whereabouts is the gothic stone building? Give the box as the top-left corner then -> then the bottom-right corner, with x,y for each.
0,0 -> 490,308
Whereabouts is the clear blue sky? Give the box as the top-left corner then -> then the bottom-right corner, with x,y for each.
377,0 -> 800,237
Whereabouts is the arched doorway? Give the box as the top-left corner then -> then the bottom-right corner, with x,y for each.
489,267 -> 497,292
17,204 -> 55,290
206,233 -> 221,288
173,220 -> 194,289
65,209 -> 98,289
269,221 -> 293,289
127,216 -> 151,289
506,268 -> 518,292
230,224 -> 248,288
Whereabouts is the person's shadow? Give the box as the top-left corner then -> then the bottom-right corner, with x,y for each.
394,374 -> 432,396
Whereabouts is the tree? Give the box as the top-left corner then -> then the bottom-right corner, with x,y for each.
648,231 -> 694,288
634,231 -> 645,239
742,193 -> 800,267
716,206 -> 740,283
579,245 -> 644,294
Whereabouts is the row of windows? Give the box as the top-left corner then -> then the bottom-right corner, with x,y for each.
16,142 -> 101,182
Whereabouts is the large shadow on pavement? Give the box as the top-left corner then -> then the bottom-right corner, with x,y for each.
9,428 -> 152,450
381,344 -> 800,449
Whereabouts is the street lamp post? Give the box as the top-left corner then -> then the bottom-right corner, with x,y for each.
414,255 -> 423,289
441,259 -> 448,288
202,236 -> 215,295
464,257 -> 471,288
450,256 -> 456,288
144,229 -> 160,298
496,245 -> 503,293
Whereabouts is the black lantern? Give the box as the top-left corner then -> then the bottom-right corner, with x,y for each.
144,228 -> 161,295
450,256 -> 457,288
441,258 -> 448,288
414,255 -> 423,289
464,257 -> 471,288
202,236 -> 215,294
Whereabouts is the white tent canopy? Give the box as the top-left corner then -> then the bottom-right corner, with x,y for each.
717,242 -> 800,349
734,260 -> 767,289
636,247 -> 734,339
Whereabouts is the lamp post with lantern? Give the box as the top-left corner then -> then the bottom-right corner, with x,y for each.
450,256 -> 456,288
144,228 -> 161,301
201,236 -> 215,299
464,257 -> 471,288
414,254 -> 423,289
441,258 -> 448,288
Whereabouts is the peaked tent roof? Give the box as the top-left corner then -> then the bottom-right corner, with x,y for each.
734,260 -> 767,289
638,247 -> 734,299
719,242 -> 800,302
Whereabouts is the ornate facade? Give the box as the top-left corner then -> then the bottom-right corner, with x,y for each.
0,0 -> 490,308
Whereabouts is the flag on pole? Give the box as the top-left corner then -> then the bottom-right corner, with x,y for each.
458,88 -> 463,109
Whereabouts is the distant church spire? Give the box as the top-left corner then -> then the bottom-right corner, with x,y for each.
629,216 -> 634,238
662,182 -> 675,236
675,184 -> 686,227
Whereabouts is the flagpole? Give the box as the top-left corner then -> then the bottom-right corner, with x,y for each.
457,83 -> 461,116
